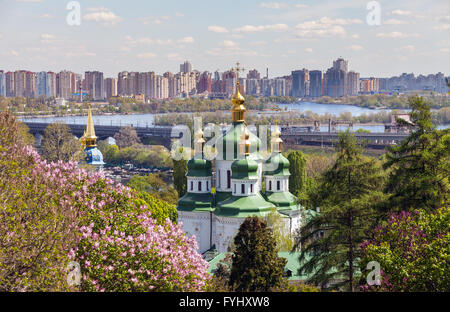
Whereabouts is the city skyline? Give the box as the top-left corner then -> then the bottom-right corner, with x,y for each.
0,0 -> 449,78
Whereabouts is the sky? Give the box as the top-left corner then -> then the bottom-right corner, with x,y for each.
0,0 -> 449,78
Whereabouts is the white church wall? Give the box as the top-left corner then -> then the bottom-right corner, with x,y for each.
178,211 -> 212,254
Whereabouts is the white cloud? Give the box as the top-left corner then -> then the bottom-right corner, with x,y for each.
376,32 -> 420,38
439,48 -> 450,53
84,8 -> 123,25
40,13 -> 54,19
154,39 -> 173,45
260,2 -> 288,9
220,40 -> 237,48
208,26 -> 229,33
178,37 -> 195,44
40,33 -> 56,44
249,41 -> 268,46
175,12 -> 185,17
167,53 -> 183,61
16,0 -> 44,2
396,45 -> 415,52
433,24 -> 450,30
295,4 -> 308,9
346,44 -> 364,51
11,50 -> 19,56
384,19 -> 408,25
137,53 -> 157,59
294,17 -> 363,38
391,10 -> 412,16
65,51 -> 96,58
352,34 -> 360,39
233,23 -> 289,33
305,48 -> 313,53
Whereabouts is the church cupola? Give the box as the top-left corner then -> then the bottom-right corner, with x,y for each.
186,127 -> 212,194
80,104 -> 105,168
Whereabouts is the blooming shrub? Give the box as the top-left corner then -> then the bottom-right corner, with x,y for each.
360,207 -> 449,292
0,112 -> 209,291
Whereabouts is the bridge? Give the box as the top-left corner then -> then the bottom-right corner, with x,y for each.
24,122 -> 410,150
281,130 -> 409,149
24,122 -> 182,148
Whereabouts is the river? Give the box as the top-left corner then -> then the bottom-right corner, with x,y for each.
19,102 -> 447,132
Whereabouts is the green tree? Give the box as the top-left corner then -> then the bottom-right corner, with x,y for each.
41,122 -> 83,163
266,208 -> 294,252
114,126 -> 141,149
229,216 -> 287,292
128,173 -> 179,205
360,207 -> 449,292
295,130 -> 386,291
288,150 -> 307,197
384,96 -> 450,213
173,147 -> 188,198
104,144 -> 119,163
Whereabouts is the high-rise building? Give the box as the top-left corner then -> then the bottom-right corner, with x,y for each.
57,70 -> 74,99
245,78 -> 260,96
197,72 -> 212,94
85,71 -> 105,100
325,67 -> 347,97
347,71 -> 360,96
46,72 -> 57,98
36,72 -> 47,98
180,61 -> 193,73
14,70 -> 27,97
333,57 -> 349,73
5,72 -> 14,97
105,78 -> 118,99
309,70 -> 323,98
291,69 -> 309,97
0,71 -> 5,97
247,69 -> 261,80
273,78 -> 286,96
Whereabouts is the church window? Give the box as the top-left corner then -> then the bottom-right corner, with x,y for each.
190,181 -> 193,191
277,180 -> 280,191
218,171 -> 221,188
198,181 -> 202,191
227,170 -> 231,189
269,180 -> 272,191
250,184 -> 253,193
241,184 -> 245,194
206,181 -> 209,191
234,184 -> 236,194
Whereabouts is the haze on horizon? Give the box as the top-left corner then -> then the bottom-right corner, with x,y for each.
0,0 -> 448,78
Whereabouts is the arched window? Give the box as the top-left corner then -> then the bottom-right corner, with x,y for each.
227,170 -> 231,189
206,181 -> 209,191
250,184 -> 253,194
241,184 -> 245,194
198,181 -> 202,192
190,181 -> 193,191
277,180 -> 280,191
269,180 -> 272,191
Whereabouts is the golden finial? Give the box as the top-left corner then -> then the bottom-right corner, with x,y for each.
80,104 -> 97,148
446,78 -> 450,95
231,62 -> 246,123
194,127 -> 205,157
271,124 -> 283,153
240,127 -> 251,157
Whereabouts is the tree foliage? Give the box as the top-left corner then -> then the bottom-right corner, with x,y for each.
288,151 -> 307,197
295,131 -> 387,291
0,111 -> 208,292
41,122 -> 83,163
173,147 -> 188,198
113,126 -> 141,149
384,96 -> 449,213
229,216 -> 287,291
360,207 -> 449,292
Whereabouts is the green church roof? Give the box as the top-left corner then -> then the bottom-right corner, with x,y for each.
231,158 -> 259,180
186,158 -> 212,177
264,191 -> 301,212
214,122 -> 262,161
177,192 -> 214,212
264,153 -> 290,177
214,192 -> 275,218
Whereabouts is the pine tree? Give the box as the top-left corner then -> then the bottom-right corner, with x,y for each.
229,216 -> 287,292
295,130 -> 386,291
288,150 -> 307,197
384,96 -> 449,213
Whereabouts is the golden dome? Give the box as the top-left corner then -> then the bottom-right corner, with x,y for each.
232,81 -> 246,123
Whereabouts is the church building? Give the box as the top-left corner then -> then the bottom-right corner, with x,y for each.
80,104 -> 105,169
177,75 -> 302,254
